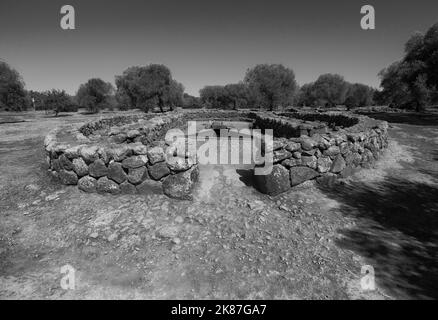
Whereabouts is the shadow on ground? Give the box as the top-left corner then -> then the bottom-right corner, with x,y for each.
235,168 -> 256,188
359,112 -> 438,126
317,177 -> 438,299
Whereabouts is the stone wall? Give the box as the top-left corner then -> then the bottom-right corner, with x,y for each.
253,112 -> 389,195
44,114 -> 200,200
44,110 -> 388,199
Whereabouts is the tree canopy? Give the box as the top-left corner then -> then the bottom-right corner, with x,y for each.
344,83 -> 375,109
296,75 -> 374,109
76,78 -> 114,113
115,64 -> 184,112
311,74 -> 349,107
379,22 -> 438,111
43,89 -> 74,116
0,61 -> 28,111
244,64 -> 297,110
199,83 -> 249,110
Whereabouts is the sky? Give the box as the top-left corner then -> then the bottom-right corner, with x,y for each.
1,0 -> 438,96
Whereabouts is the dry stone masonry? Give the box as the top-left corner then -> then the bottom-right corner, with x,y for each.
44,110 -> 388,199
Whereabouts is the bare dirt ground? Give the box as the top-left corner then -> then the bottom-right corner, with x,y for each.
0,111 -> 437,300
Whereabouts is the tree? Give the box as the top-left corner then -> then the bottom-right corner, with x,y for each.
296,83 -> 316,107
163,80 -> 184,111
412,74 -> 431,112
182,93 -> 202,109
224,83 -> 249,109
115,64 -> 184,112
244,64 -> 297,111
76,78 -> 114,113
44,89 -> 73,116
0,61 -> 28,111
421,23 -> 438,87
199,85 -> 228,109
404,32 -> 425,61
379,22 -> 438,110
199,84 -> 251,110
311,74 -> 349,107
345,83 -> 375,109
378,62 -> 412,108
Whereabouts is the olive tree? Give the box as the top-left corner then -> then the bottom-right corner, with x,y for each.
115,64 -> 184,112
44,89 -> 73,116
244,64 -> 297,111
311,74 -> 349,107
76,78 -> 114,113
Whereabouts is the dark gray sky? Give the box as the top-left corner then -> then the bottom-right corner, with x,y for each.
1,0 -> 437,96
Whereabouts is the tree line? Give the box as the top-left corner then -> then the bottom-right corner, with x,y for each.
200,70 -> 376,111
1,22 -> 438,114
0,63 -> 186,114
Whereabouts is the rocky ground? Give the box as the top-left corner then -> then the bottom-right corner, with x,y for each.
0,111 -> 437,299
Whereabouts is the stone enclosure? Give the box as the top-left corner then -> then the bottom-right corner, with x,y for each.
44,110 -> 388,199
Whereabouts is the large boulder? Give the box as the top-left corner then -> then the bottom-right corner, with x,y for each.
120,181 -> 137,194
148,162 -> 170,180
285,141 -> 301,152
147,146 -> 165,164
108,145 -> 131,161
162,166 -> 199,200
339,142 -> 350,155
128,166 -> 148,185
273,149 -> 292,163
300,136 -> 317,151
323,146 -> 340,158
254,164 -> 291,196
79,145 -> 99,163
89,159 -> 108,178
109,133 -> 127,144
316,156 -> 332,173
64,145 -> 82,159
59,170 -> 78,185
122,155 -> 147,169
166,156 -> 195,172
58,154 -> 73,170
72,157 -> 88,177
129,142 -> 148,155
78,176 -> 97,192
97,177 -> 120,194
98,147 -> 110,164
344,151 -> 362,167
301,155 -> 317,169
51,158 -> 61,172
330,154 -> 346,173
281,158 -> 302,168
107,162 -> 127,183
289,167 -> 319,186
136,179 -> 163,195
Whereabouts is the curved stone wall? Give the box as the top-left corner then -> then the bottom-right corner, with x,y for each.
44,110 -> 388,198
254,111 -> 389,195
